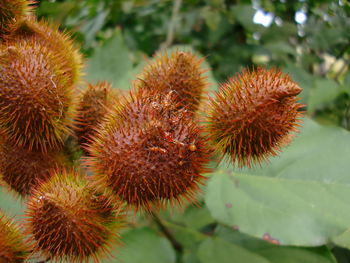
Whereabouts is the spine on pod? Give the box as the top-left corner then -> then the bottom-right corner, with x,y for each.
74,82 -> 119,150
0,0 -> 34,37
87,90 -> 212,212
135,50 -> 208,114
26,169 -> 125,263
0,210 -> 31,262
207,67 -> 303,167
0,36 -> 77,152
0,140 -> 67,197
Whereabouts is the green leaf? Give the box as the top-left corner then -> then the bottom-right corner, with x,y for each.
260,23 -> 298,43
163,222 -> 204,263
36,2 -> 76,22
242,118 -> 350,183
231,5 -> 259,32
80,8 -> 109,45
206,118 -> 350,246
200,7 -> 221,31
164,221 -> 206,248
206,171 -> 350,246
197,237 -> 270,263
216,226 -> 337,263
109,227 -> 176,263
333,229 -> 350,250
85,29 -> 136,90
264,42 -> 297,57
332,246 -> 350,263
308,78 -> 340,114
183,252 -> 201,263
161,204 -> 215,230
307,26 -> 347,51
257,247 -> 337,263
0,186 -> 24,220
178,206 -> 214,230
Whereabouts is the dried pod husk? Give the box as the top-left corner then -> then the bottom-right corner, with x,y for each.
26,169 -> 124,263
135,51 -> 208,113
4,17 -> 83,86
207,67 -> 303,167
0,140 -> 66,197
75,82 -> 119,150
0,210 -> 30,262
0,38 -> 76,152
87,91 -> 212,212
0,0 -> 33,37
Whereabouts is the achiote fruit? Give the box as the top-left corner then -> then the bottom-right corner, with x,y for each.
0,37 -> 76,152
87,91 -> 211,211
0,210 -> 30,262
26,169 -> 124,263
75,82 -> 118,149
0,0 -> 32,37
207,67 -> 303,167
0,140 -> 65,196
135,51 -> 208,113
5,17 -> 83,87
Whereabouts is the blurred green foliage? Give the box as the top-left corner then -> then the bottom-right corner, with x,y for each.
2,0 -> 350,262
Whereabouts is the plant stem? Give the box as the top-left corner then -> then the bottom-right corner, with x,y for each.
151,212 -> 183,253
328,42 -> 350,80
159,0 -> 183,51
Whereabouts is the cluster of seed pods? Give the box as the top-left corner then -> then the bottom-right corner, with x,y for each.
0,0 -> 303,262
0,1 -> 122,261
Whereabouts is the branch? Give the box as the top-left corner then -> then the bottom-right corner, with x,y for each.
151,212 -> 183,253
159,0 -> 183,51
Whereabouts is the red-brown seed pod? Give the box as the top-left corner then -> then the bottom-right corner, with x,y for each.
87,91 -> 212,211
0,0 -> 34,37
135,51 -> 208,113
0,210 -> 31,262
75,82 -> 119,149
4,17 -> 83,87
0,140 -> 66,197
207,67 -> 303,167
0,37 -> 76,152
26,169 -> 124,263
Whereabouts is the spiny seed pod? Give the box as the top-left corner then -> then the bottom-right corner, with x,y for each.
207,67 -> 303,167
0,38 -> 76,152
0,0 -> 33,37
135,51 -> 208,113
75,82 -> 119,149
87,91 -> 211,211
5,17 -> 83,87
26,169 -> 124,263
0,140 -> 66,197
0,210 -> 30,262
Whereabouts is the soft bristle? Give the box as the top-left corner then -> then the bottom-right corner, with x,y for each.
4,17 -> 83,87
25,169 -> 124,263
0,210 -> 31,262
0,0 -> 34,36
75,82 -> 119,150
0,140 -> 65,197
0,38 -> 76,152
86,90 -> 212,212
135,50 -> 208,113
207,67 -> 303,167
